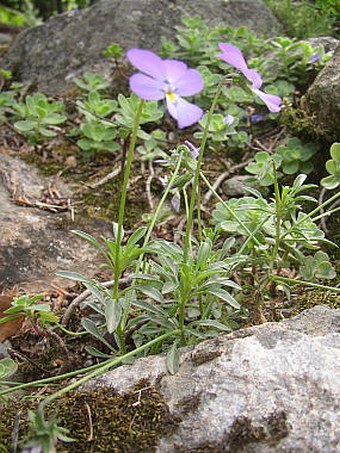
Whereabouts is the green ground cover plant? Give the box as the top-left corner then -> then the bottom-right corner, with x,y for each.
0,14 -> 339,453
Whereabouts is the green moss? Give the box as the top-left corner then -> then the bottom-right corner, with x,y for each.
290,289 -> 339,315
0,381 -> 177,452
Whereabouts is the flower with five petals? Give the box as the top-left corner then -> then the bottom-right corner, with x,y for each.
127,49 -> 204,129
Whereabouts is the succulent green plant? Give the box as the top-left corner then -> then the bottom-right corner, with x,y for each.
77,120 -> 119,155
321,142 -> 340,190
276,137 -> 318,175
14,92 -> 67,140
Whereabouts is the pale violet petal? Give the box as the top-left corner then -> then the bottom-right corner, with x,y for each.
217,42 -> 249,74
252,88 -> 282,113
244,68 -> 263,89
173,68 -> 204,96
127,49 -> 166,81
129,73 -> 165,101
217,43 -> 262,88
184,140 -> 200,159
166,97 -> 203,129
223,114 -> 235,126
171,192 -> 181,213
163,60 -> 188,84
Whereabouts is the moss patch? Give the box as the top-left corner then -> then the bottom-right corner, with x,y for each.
182,411 -> 289,452
0,381 -> 177,452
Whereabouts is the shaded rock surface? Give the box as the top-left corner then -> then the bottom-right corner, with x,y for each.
0,152 -> 110,292
0,0 -> 282,94
85,306 -> 340,452
303,43 -> 340,140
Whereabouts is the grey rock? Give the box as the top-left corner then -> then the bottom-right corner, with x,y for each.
0,0 -> 282,94
303,43 -> 340,140
0,33 -> 12,45
222,175 -> 250,196
0,152 -> 110,292
85,306 -> 340,452
306,36 -> 339,54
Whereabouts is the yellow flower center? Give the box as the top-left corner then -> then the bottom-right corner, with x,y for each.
166,90 -> 177,103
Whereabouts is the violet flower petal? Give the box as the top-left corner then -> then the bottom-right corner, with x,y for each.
244,69 -> 263,89
223,114 -> 235,126
166,96 -> 203,129
163,60 -> 188,83
129,73 -> 165,101
184,140 -> 200,159
127,49 -> 166,81
252,89 -> 282,113
217,43 -> 263,89
172,68 -> 205,97
217,43 -> 249,74
171,192 -> 181,213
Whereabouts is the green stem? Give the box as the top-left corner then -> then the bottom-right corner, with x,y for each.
0,357 -> 115,398
113,99 -> 145,300
183,79 -> 225,262
120,152 -> 184,330
200,172 -> 261,246
196,184 -> 203,243
112,99 -> 144,353
38,330 -> 179,412
270,163 -> 282,271
298,190 -> 340,225
271,275 -> 340,293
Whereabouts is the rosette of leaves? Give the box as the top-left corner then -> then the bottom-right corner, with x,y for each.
212,196 -> 276,247
194,113 -> 247,146
276,137 -> 318,175
246,151 -> 282,186
321,142 -> 340,190
299,251 -> 336,280
115,93 -> 164,131
0,90 -> 17,122
0,294 -> 59,337
14,93 -> 67,140
0,357 -> 17,389
76,90 -> 117,121
136,129 -> 168,161
77,120 -> 119,156
72,72 -> 110,92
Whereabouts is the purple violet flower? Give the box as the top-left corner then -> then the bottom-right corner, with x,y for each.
308,53 -> 320,64
217,43 -> 282,113
223,114 -> 235,126
184,140 -> 200,159
127,49 -> 204,129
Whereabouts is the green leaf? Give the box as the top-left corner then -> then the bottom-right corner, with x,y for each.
321,175 -> 338,190
283,160 -> 299,175
0,358 -> 18,380
126,227 -> 147,248
137,285 -> 165,304
43,113 -> 67,125
55,270 -> 89,283
207,287 -> 240,309
192,319 -> 232,332
330,142 -> 340,161
39,127 -> 57,137
105,301 -> 122,334
85,346 -> 113,358
14,119 -> 36,132
166,342 -> 180,375
196,240 -> 212,268
71,230 -> 109,259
